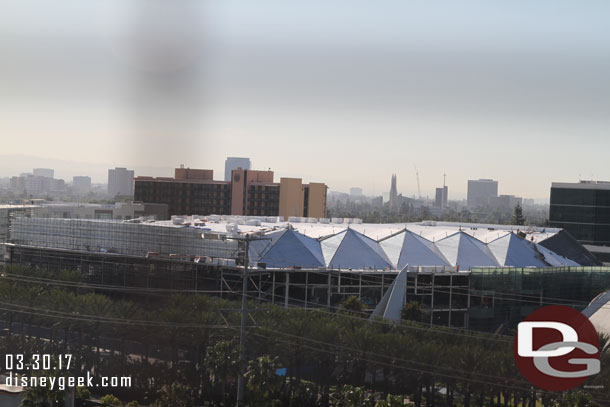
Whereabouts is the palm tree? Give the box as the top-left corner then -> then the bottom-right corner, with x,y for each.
338,322 -> 380,385
271,307 -> 317,385
111,300 -> 141,357
78,293 -> 114,374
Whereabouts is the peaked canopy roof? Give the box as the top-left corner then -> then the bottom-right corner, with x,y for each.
250,228 -> 324,268
380,229 -> 450,269
248,229 -> 285,260
247,226 -> 584,271
436,231 -> 500,269
321,228 -> 392,270
487,233 -> 549,267
534,242 -> 580,267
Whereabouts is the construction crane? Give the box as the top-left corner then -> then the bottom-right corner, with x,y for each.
414,165 -> 422,199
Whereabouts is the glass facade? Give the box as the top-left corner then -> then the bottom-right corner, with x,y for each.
549,186 -> 610,245
468,266 -> 610,331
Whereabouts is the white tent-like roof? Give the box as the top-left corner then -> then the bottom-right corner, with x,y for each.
487,233 -> 549,268
207,219 -> 592,271
436,231 -> 500,270
380,229 -> 449,269
249,228 -> 325,268
248,229 -> 285,261
249,227 -> 584,271
321,228 -> 393,270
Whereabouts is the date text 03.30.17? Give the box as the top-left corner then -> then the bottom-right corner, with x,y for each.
4,354 -> 73,371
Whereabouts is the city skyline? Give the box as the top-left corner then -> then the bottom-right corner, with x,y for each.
2,3 -> 610,405
0,154 -> 565,202
2,1 -> 609,201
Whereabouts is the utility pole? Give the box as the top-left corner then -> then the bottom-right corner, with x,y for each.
229,234 -> 270,406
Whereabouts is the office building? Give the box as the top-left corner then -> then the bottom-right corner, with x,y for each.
135,167 -> 327,219
33,168 -> 54,179
108,168 -> 134,197
224,157 -> 251,182
434,186 -> 448,208
10,174 -> 65,196
467,179 -> 498,208
230,168 -> 278,216
550,181 -> 610,261
72,176 -> 92,194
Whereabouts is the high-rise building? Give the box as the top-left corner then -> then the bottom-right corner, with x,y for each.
550,181 -> 610,247
33,168 -> 54,178
467,179 -> 498,208
10,174 -> 64,195
224,157 -> 251,182
72,176 -> 91,194
135,167 -> 327,219
434,186 -> 448,208
389,174 -> 398,209
108,168 -> 134,197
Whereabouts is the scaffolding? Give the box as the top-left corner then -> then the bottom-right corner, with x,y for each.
9,217 -> 239,260
0,206 -> 34,261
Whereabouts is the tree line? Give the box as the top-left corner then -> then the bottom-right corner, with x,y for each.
0,265 -> 606,406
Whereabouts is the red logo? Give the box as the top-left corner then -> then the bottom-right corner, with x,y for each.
513,305 -> 600,391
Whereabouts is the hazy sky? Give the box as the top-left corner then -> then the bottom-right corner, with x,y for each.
1,1 -> 609,200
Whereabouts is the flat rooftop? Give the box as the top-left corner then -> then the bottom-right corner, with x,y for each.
552,181 -> 610,190
149,215 -> 561,244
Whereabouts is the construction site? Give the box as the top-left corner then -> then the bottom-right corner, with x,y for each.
3,214 -> 610,332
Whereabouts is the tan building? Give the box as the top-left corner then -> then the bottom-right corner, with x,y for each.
279,178 -> 304,219
135,167 -> 327,218
175,167 -> 213,181
230,169 -> 276,216
306,182 -> 328,219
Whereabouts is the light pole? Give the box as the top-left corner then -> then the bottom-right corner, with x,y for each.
228,234 -> 270,405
